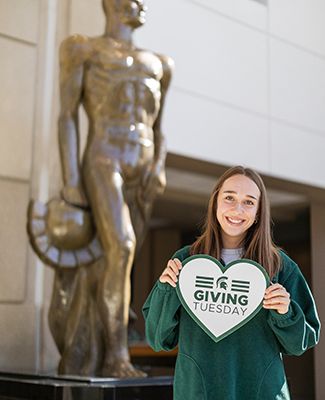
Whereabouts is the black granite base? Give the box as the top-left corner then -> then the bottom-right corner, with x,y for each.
0,371 -> 173,400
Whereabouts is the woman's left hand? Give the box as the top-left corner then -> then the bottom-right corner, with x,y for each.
263,283 -> 291,315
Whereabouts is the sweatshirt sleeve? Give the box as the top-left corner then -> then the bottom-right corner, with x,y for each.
142,245 -> 190,352
267,259 -> 321,356
142,280 -> 181,351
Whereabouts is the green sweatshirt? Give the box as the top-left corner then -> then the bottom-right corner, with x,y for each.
142,246 -> 320,400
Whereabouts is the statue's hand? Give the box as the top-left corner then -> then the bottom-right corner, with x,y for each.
141,163 -> 166,202
61,185 -> 89,208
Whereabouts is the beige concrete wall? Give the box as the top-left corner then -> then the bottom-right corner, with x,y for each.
0,0 -> 104,374
0,0 -> 40,370
0,0 -> 70,371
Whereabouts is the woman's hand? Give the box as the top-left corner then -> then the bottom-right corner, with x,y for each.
263,283 -> 291,314
159,258 -> 182,287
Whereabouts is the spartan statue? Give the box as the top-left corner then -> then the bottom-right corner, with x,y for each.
28,0 -> 173,377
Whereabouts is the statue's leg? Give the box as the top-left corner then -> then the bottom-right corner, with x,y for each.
48,269 -> 77,357
83,161 -> 145,377
56,263 -> 106,376
57,267 -> 92,374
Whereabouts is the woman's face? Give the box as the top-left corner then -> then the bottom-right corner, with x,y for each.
216,174 -> 260,248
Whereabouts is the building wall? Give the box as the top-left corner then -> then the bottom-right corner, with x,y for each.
135,0 -> 325,188
0,0 -> 70,371
0,0 -> 324,395
0,0 -> 40,370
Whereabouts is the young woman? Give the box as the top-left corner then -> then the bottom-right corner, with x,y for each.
143,166 -> 320,400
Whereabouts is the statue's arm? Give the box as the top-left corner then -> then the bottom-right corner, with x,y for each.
153,55 -> 174,172
141,55 -> 174,198
58,35 -> 90,207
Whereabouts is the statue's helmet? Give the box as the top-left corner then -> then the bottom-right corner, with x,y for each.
102,0 -> 146,28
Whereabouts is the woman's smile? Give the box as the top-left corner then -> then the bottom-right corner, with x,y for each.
225,216 -> 245,225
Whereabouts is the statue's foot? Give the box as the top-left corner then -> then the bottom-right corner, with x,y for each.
102,360 -> 147,378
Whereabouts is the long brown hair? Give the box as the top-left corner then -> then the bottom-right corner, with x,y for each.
190,166 -> 281,278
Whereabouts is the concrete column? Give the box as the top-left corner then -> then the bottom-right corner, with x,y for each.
310,202 -> 325,400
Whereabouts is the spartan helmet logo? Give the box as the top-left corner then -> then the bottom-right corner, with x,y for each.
216,276 -> 228,290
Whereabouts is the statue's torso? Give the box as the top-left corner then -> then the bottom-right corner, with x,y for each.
79,37 -> 165,175
83,38 -> 163,146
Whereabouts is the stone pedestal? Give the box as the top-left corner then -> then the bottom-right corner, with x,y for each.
0,371 -> 173,400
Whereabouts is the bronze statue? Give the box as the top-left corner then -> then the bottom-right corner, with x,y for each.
28,0 -> 173,377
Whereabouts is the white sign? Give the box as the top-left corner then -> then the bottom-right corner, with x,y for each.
176,255 -> 269,343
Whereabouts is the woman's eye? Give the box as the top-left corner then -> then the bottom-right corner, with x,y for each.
225,196 -> 234,201
244,200 -> 254,206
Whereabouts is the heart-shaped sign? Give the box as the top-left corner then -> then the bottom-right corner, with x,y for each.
176,255 -> 269,343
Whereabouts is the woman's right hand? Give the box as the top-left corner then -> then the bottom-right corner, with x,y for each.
159,258 -> 182,287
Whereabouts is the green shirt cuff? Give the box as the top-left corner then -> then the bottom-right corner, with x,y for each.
269,303 -> 295,320
268,302 -> 304,326
157,280 -> 175,292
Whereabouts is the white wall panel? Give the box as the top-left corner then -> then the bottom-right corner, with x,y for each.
0,0 -> 39,44
69,0 -> 105,36
0,38 -> 36,180
269,0 -> 325,57
192,0 -> 267,30
136,0 -> 268,115
0,180 -> 29,302
270,122 -> 325,188
165,88 -> 269,171
0,305 -> 36,369
270,38 -> 325,133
